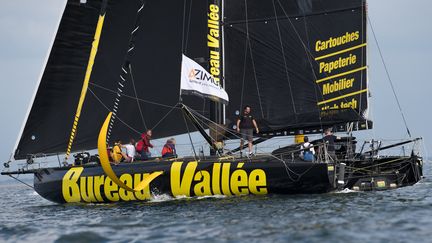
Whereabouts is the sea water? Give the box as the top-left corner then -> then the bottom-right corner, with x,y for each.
0,162 -> 431,243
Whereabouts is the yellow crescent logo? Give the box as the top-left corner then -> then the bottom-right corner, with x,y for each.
97,112 -> 163,192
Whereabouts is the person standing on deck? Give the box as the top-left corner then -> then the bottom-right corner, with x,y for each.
236,105 -> 259,157
136,130 -> 153,160
323,128 -> 340,161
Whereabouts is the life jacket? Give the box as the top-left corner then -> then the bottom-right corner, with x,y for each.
111,145 -> 123,162
162,144 -> 175,158
136,140 -> 144,152
302,142 -> 312,152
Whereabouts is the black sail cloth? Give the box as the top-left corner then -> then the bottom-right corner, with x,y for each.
223,0 -> 369,136
14,0 -> 209,160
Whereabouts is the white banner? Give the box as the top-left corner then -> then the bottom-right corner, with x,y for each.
180,54 -> 229,104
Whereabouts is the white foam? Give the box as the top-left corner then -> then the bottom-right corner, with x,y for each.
334,188 -> 358,194
149,193 -> 175,203
197,195 -> 227,200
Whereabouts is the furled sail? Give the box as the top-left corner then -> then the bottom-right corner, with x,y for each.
14,0 -> 209,160
223,0 -> 370,136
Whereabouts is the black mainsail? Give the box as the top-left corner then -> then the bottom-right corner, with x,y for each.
223,0 -> 370,136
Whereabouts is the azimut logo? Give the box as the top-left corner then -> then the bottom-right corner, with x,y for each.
188,68 -> 220,87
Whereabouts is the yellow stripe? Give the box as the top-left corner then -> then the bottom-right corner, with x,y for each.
316,66 -> 367,84
65,14 -> 106,159
315,43 -> 367,61
98,112 -> 163,192
318,89 -> 368,105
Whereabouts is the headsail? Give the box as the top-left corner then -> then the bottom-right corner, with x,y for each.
180,54 -> 229,104
13,0 -> 209,160
224,0 -> 370,136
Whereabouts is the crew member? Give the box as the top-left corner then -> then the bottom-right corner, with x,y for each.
323,128 -> 340,161
111,139 -> 127,164
162,138 -> 177,159
236,105 -> 259,157
123,138 -> 136,162
136,129 -> 153,160
300,136 -> 315,162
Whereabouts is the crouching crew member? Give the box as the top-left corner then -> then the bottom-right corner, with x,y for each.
122,138 -> 136,162
111,139 -> 127,164
162,138 -> 177,159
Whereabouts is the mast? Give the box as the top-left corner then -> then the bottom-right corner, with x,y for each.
208,0 -> 223,155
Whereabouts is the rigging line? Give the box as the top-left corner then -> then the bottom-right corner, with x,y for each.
88,88 -> 141,135
182,111 -> 198,160
239,33 -> 249,112
299,4 -> 325,131
8,175 -> 34,190
181,0 -> 187,53
244,0 -> 265,118
367,15 -> 411,137
89,82 -> 175,109
190,107 -> 270,148
191,107 -> 265,143
272,0 -> 298,119
128,63 -> 148,130
358,4 -> 366,124
188,107 -> 243,140
151,104 -> 178,131
188,109 -> 242,143
184,0 -> 194,53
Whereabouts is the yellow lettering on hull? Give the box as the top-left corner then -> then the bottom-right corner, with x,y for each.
62,161 -> 269,203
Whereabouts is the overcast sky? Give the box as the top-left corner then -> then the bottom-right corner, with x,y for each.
0,0 -> 431,166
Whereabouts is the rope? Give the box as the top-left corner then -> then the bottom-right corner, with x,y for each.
151,105 -> 178,131
185,105 -> 316,182
243,0 -> 265,118
239,36 -> 249,112
181,0 -> 187,53
184,0 -> 194,53
272,0 -> 298,120
89,82 -> 175,108
368,15 -> 411,137
8,175 -> 34,190
88,88 -> 142,135
182,111 -> 198,160
129,63 -> 148,130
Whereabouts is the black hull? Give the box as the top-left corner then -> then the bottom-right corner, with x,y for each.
343,156 -> 423,191
29,155 -> 423,204
34,157 -> 335,204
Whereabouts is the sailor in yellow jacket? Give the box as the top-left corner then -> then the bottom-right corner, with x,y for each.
111,139 -> 127,164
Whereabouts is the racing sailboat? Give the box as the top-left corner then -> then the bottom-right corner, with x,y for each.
1,0 -> 423,203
